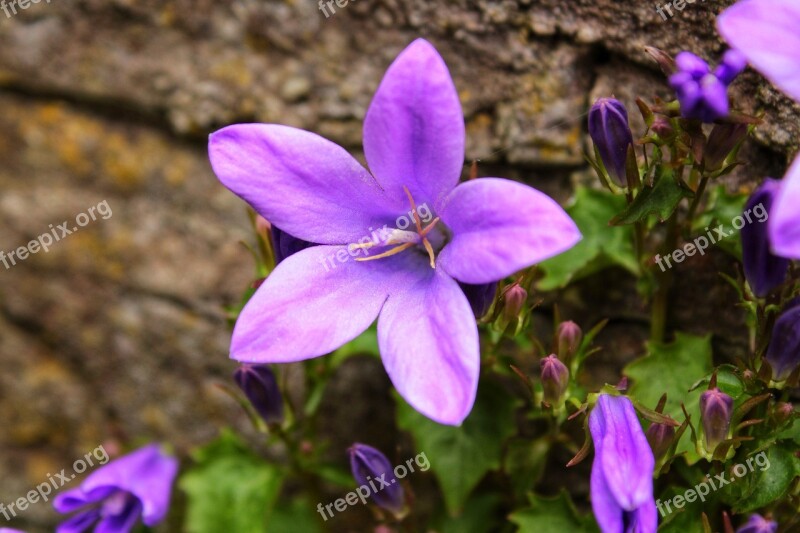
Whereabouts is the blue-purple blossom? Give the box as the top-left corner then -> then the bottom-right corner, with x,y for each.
765,302 -> 800,381
53,444 -> 178,533
588,98 -> 634,186
589,394 -> 657,533
735,514 -> 778,533
208,39 -> 581,425
741,179 -> 789,297
349,443 -> 405,514
669,50 -> 745,122
234,363 -> 284,424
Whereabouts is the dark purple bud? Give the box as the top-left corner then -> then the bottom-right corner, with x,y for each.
699,387 -> 733,450
556,320 -> 582,363
704,122 -> 749,172
670,51 -> 742,123
645,422 -> 675,461
501,284 -> 528,322
349,443 -> 405,514
459,281 -> 497,318
742,179 -> 789,297
540,355 -> 569,405
234,364 -> 284,425
765,302 -> 800,381
270,225 -> 313,265
735,514 -> 778,533
588,98 -> 634,186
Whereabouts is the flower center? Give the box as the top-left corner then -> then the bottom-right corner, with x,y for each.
349,186 -> 443,268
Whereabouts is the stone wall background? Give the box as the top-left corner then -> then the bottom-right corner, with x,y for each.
1,0 -> 798,531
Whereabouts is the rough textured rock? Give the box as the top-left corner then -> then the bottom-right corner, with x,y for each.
0,1 -> 798,530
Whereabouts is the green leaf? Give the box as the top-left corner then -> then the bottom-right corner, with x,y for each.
269,497 -> 323,533
731,444 -> 800,513
509,490 -> 599,532
395,380 -> 518,514
691,185 -> 748,258
611,166 -> 692,225
538,187 -> 639,290
504,437 -> 550,498
180,430 -> 285,533
624,333 -> 714,465
432,493 -> 504,533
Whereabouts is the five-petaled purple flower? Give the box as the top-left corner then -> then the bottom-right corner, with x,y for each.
669,50 -> 745,123
209,39 -> 581,425
53,444 -> 178,533
736,514 -> 778,533
718,0 -> 800,259
590,394 -> 657,533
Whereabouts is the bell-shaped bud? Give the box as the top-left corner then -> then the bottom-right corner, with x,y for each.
233,364 -> 284,425
765,302 -> 800,381
735,514 -> 778,533
459,281 -> 497,319
349,443 -> 405,515
270,225 -> 313,265
645,422 -> 675,462
556,320 -> 582,364
704,122 -> 748,172
645,46 -> 676,76
501,284 -> 528,322
741,179 -> 789,297
769,402 -> 794,427
588,98 -> 634,186
540,355 -> 569,405
699,387 -> 733,451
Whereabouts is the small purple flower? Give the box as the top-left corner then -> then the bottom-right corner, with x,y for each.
209,39 -> 581,425
588,98 -> 634,186
589,395 -> 657,533
736,514 -> 778,533
234,363 -> 284,424
669,50 -> 745,122
765,302 -> 800,381
742,179 -> 789,297
699,388 -> 734,451
53,444 -> 178,533
349,443 -> 405,514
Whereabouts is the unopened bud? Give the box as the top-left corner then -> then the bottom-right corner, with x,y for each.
349,443 -> 405,515
540,355 -> 569,405
501,284 -> 528,322
704,122 -> 748,172
770,402 -> 794,426
699,387 -> 733,451
651,116 -> 675,141
233,364 -> 284,425
765,302 -> 800,381
556,321 -> 582,363
645,422 -> 675,461
645,46 -> 676,76
588,98 -> 634,186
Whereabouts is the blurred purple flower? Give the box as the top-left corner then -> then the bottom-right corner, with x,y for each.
349,443 -> 405,514
736,514 -> 778,533
209,39 -> 581,425
590,394 -> 657,533
765,302 -> 800,381
741,179 -> 789,297
669,50 -> 745,122
588,98 -> 634,186
234,363 -> 284,425
53,444 -> 178,533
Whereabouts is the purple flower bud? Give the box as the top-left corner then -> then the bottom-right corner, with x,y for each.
704,122 -> 749,172
589,395 -> 657,533
234,364 -> 284,425
459,281 -> 497,318
742,179 -> 789,297
765,302 -> 800,381
501,284 -> 528,322
540,355 -> 569,405
349,443 -> 405,514
588,98 -> 634,186
645,422 -> 675,462
651,116 -> 675,141
735,514 -> 778,533
669,51 -> 744,123
270,225 -> 313,265
556,320 -> 582,363
770,402 -> 794,426
699,388 -> 734,450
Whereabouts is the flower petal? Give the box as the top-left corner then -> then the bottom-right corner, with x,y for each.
377,264 -> 479,425
231,245 -> 409,362
209,124 -> 392,244
438,178 -> 581,284
53,486 -> 115,514
769,155 -> 800,258
717,0 -> 800,102
95,499 -> 143,533
590,456 -> 624,533
363,39 -> 465,211
742,178 -> 789,296
56,508 -> 101,533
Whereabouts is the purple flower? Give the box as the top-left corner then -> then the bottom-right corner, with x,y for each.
742,179 -> 789,297
234,363 -> 284,424
349,443 -> 405,514
53,444 -> 178,533
699,387 -> 734,451
590,395 -> 657,533
765,302 -> 800,381
588,98 -> 634,186
669,51 -> 745,122
767,156 -> 800,259
208,39 -> 581,425
736,514 -> 778,533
